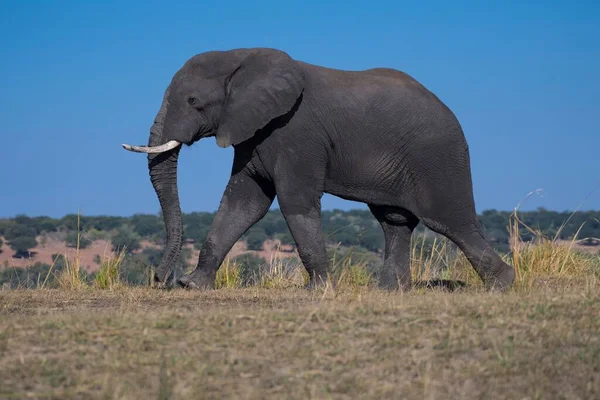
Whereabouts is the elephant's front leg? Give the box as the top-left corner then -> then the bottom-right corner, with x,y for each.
278,191 -> 330,288
178,173 -> 275,289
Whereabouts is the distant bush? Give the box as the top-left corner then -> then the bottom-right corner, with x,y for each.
186,225 -> 210,249
8,236 -> 38,258
183,212 -> 213,246
1,207 -> 599,264
111,226 -> 141,253
357,230 -> 385,252
245,228 -> 267,251
4,224 -> 36,242
0,262 -> 55,288
232,253 -> 266,286
33,216 -> 59,233
87,228 -> 111,241
131,214 -> 164,238
65,231 -> 92,249
275,231 -> 295,248
118,257 -> 150,286
59,214 -> 128,233
4,221 -> 42,257
0,220 -> 12,236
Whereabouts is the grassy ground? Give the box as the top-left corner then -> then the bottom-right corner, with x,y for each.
1,285 -> 599,399
1,214 -> 599,399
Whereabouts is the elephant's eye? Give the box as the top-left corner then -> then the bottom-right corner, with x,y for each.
187,97 -> 197,106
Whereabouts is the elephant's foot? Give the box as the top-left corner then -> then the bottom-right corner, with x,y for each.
177,268 -> 216,290
482,264 -> 516,292
151,269 -> 175,290
153,267 -> 171,284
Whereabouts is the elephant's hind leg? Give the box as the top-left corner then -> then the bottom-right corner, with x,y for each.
404,131 -> 516,291
417,211 -> 515,291
369,205 -> 420,291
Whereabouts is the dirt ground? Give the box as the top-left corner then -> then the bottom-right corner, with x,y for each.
0,237 -> 297,273
0,285 -> 598,399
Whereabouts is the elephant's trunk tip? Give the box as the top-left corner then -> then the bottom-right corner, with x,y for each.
122,140 -> 181,154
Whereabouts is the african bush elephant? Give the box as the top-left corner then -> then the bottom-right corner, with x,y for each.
122,47 -> 515,291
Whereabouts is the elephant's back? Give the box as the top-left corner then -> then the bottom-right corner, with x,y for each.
361,67 -> 422,87
298,61 -> 463,145
300,62 -> 451,115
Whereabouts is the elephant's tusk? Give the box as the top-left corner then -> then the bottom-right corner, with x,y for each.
122,140 -> 181,153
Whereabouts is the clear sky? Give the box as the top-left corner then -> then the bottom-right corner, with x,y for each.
1,0 -> 598,218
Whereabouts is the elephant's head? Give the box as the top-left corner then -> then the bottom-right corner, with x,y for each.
122,48 -> 305,283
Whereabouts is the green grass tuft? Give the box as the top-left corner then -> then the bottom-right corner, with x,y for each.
214,259 -> 242,289
94,248 -> 127,290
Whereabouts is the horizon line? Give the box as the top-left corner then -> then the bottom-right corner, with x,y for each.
2,206 -> 599,220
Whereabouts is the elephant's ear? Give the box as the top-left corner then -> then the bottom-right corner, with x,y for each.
216,50 -> 305,148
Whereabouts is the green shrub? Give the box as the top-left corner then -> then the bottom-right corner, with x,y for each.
215,259 -> 242,289
232,253 -> 265,286
4,224 -> 36,242
0,262 -> 55,289
9,236 -> 38,258
65,231 -> 92,249
245,229 -> 267,251
131,214 -> 164,238
111,226 -> 141,253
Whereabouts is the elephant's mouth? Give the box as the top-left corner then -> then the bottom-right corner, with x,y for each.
194,129 -> 216,141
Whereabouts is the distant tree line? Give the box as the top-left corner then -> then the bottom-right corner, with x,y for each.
1,208 -> 599,259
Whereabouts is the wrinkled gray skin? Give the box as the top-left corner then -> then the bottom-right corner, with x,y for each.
140,47 -> 515,291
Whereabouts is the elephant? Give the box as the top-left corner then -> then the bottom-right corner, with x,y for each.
122,47 -> 515,291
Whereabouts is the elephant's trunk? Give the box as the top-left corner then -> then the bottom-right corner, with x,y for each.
147,97 -> 183,283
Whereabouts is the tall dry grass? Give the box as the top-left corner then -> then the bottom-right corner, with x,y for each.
36,213 -> 125,290
50,214 -> 88,290
507,207 -> 599,291
258,254 -> 308,288
408,206 -> 599,292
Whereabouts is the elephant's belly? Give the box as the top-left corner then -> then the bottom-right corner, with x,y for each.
324,180 -> 401,206
323,155 -> 405,206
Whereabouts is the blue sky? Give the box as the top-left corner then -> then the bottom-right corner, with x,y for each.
1,0 -> 598,218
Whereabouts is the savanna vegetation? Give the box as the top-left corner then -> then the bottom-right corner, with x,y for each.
0,205 -> 598,399
0,209 -> 599,398
1,207 -> 599,288
2,208 -> 600,255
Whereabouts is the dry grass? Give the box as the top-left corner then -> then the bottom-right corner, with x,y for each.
407,208 -> 600,293
53,215 -> 88,291
1,210 -> 599,399
1,286 -> 598,399
258,251 -> 309,289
